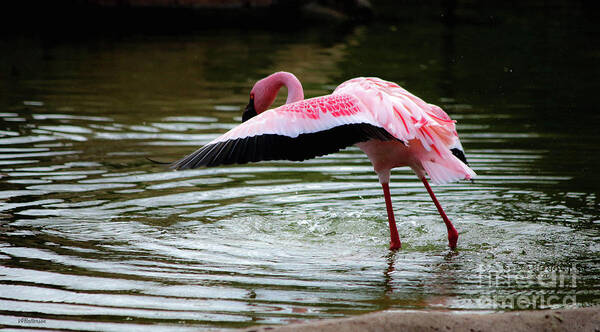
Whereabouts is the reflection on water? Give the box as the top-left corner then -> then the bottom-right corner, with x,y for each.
1,4 -> 600,330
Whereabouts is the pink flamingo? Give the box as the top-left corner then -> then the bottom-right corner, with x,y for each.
172,72 -> 475,250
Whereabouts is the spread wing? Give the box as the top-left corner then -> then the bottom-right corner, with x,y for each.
171,94 -> 398,169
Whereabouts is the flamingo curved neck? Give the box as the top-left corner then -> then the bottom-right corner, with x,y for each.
252,72 -> 304,114
276,72 -> 304,104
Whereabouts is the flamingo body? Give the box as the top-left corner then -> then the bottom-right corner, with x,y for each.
170,72 -> 476,250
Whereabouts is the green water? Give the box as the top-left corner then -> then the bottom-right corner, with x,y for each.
1,4 -> 599,331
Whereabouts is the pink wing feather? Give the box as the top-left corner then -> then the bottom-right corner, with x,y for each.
334,77 -> 459,155
334,77 -> 475,184
214,94 -> 383,143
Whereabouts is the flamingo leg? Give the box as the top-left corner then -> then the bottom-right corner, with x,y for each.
381,182 -> 402,250
420,177 -> 458,249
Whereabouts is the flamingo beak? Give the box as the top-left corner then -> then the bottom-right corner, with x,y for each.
242,97 -> 257,122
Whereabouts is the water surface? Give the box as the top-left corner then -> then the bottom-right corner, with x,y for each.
1,5 -> 599,331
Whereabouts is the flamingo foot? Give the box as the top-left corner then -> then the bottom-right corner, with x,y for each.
448,226 -> 458,250
390,240 -> 402,251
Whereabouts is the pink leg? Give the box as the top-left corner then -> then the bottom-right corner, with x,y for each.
381,183 -> 402,250
420,177 -> 458,249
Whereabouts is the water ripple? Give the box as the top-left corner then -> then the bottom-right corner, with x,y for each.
1,22 -> 599,330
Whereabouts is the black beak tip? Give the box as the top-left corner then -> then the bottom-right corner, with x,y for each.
242,99 -> 257,123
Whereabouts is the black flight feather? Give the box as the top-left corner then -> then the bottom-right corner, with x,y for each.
450,148 -> 469,166
171,123 -> 399,170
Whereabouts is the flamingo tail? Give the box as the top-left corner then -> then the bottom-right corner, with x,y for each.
421,155 -> 476,185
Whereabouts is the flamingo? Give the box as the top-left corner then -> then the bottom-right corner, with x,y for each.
170,72 -> 475,250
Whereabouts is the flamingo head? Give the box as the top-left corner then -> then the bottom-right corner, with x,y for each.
242,74 -> 284,122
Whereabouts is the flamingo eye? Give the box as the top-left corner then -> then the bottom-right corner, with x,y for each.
250,93 -> 254,100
